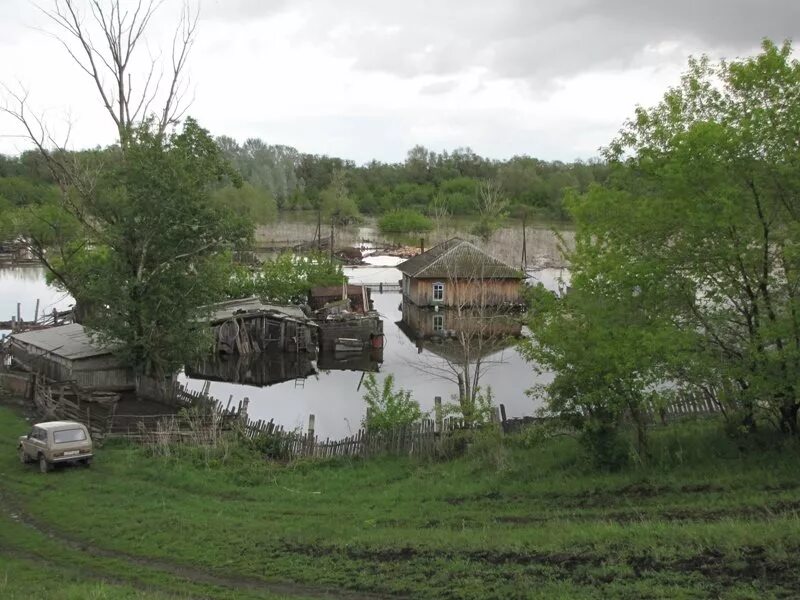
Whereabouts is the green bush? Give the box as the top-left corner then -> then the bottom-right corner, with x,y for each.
362,373 -> 423,431
378,209 -> 434,234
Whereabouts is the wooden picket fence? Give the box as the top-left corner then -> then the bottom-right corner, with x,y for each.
32,375 -> 119,440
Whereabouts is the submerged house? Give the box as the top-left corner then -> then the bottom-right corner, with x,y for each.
206,297 -> 319,355
8,323 -> 134,391
397,238 -> 524,308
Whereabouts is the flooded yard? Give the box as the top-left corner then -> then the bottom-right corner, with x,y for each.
1,260 -> 565,439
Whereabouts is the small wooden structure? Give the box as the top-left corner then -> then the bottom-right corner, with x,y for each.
8,324 -> 135,391
206,298 -> 319,355
397,237 -> 524,307
309,284 -> 373,313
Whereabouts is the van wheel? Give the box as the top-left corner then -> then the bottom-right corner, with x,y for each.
18,448 -> 29,464
38,454 -> 51,473
82,457 -> 92,467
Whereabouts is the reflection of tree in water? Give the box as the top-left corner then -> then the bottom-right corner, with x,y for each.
399,303 -> 522,423
398,240 -> 525,423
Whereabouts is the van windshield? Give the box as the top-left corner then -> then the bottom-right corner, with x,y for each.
53,429 -> 87,444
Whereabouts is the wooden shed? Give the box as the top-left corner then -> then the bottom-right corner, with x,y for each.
397,238 -> 524,308
309,284 -> 373,313
8,324 -> 135,391
206,298 -> 319,355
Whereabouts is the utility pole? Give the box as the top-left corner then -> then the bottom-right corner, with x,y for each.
521,214 -> 528,272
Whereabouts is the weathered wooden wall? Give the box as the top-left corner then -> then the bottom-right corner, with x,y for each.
213,314 -> 317,355
404,276 -> 521,307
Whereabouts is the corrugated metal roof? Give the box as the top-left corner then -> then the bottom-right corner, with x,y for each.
205,297 -> 309,324
397,237 -> 523,279
10,324 -> 115,360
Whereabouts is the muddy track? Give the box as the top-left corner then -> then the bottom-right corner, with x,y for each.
0,493 -> 403,600
442,480 -> 800,508
0,543 -> 184,598
275,540 -> 800,591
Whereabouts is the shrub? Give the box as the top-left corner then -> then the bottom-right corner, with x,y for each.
361,373 -> 422,431
378,209 -> 434,234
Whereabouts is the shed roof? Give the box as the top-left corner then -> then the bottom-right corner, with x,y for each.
10,324 -> 115,361
397,238 -> 523,279
310,284 -> 368,298
204,297 -> 309,324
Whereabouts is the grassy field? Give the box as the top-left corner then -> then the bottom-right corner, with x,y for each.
0,405 -> 799,599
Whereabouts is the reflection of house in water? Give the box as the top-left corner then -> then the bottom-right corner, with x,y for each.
399,302 -> 522,341
186,352 -> 317,387
317,348 -> 383,373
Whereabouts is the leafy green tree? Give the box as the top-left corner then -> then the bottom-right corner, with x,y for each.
212,182 -> 277,224
228,251 -> 345,304
377,209 -> 433,234
320,169 -> 360,226
531,39 -> 800,439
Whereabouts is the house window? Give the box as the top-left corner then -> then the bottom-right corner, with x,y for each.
433,314 -> 444,332
432,282 -> 444,302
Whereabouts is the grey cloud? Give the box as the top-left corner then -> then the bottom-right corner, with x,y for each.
210,0 -> 800,85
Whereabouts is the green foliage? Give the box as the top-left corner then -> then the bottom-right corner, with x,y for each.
37,118 -> 253,378
211,182 -> 277,224
228,251 -> 345,304
320,169 -> 360,226
361,373 -> 423,431
2,405 -> 800,599
377,209 -> 433,234
525,39 -> 800,458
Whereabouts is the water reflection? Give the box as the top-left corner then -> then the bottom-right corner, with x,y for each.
0,267 -> 74,336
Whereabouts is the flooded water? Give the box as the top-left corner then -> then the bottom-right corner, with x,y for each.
0,267 -> 74,337
1,262 -> 566,439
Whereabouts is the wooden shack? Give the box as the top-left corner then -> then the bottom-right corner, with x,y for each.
397,237 -> 523,308
206,298 -> 319,355
309,284 -> 373,313
8,324 -> 135,391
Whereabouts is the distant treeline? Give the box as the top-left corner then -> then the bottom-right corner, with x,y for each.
0,139 -> 609,225
217,138 -> 609,219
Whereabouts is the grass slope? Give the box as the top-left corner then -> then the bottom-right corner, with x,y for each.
0,405 -> 798,599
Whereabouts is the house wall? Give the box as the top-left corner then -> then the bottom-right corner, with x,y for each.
404,277 -> 522,307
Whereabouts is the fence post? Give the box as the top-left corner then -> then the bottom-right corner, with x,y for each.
34,299 -> 40,324
240,397 -> 249,423
306,414 -> 316,457
434,396 -> 442,433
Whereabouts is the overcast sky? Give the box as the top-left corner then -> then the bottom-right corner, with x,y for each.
1,0 -> 798,163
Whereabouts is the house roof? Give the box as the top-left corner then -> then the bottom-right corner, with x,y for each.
310,284 -> 368,298
204,297 -> 310,325
397,237 -> 523,279
10,323 -> 115,361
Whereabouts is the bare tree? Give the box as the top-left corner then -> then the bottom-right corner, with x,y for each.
405,252 -> 522,423
476,179 -> 507,222
7,0 -> 197,149
473,178 -> 507,243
